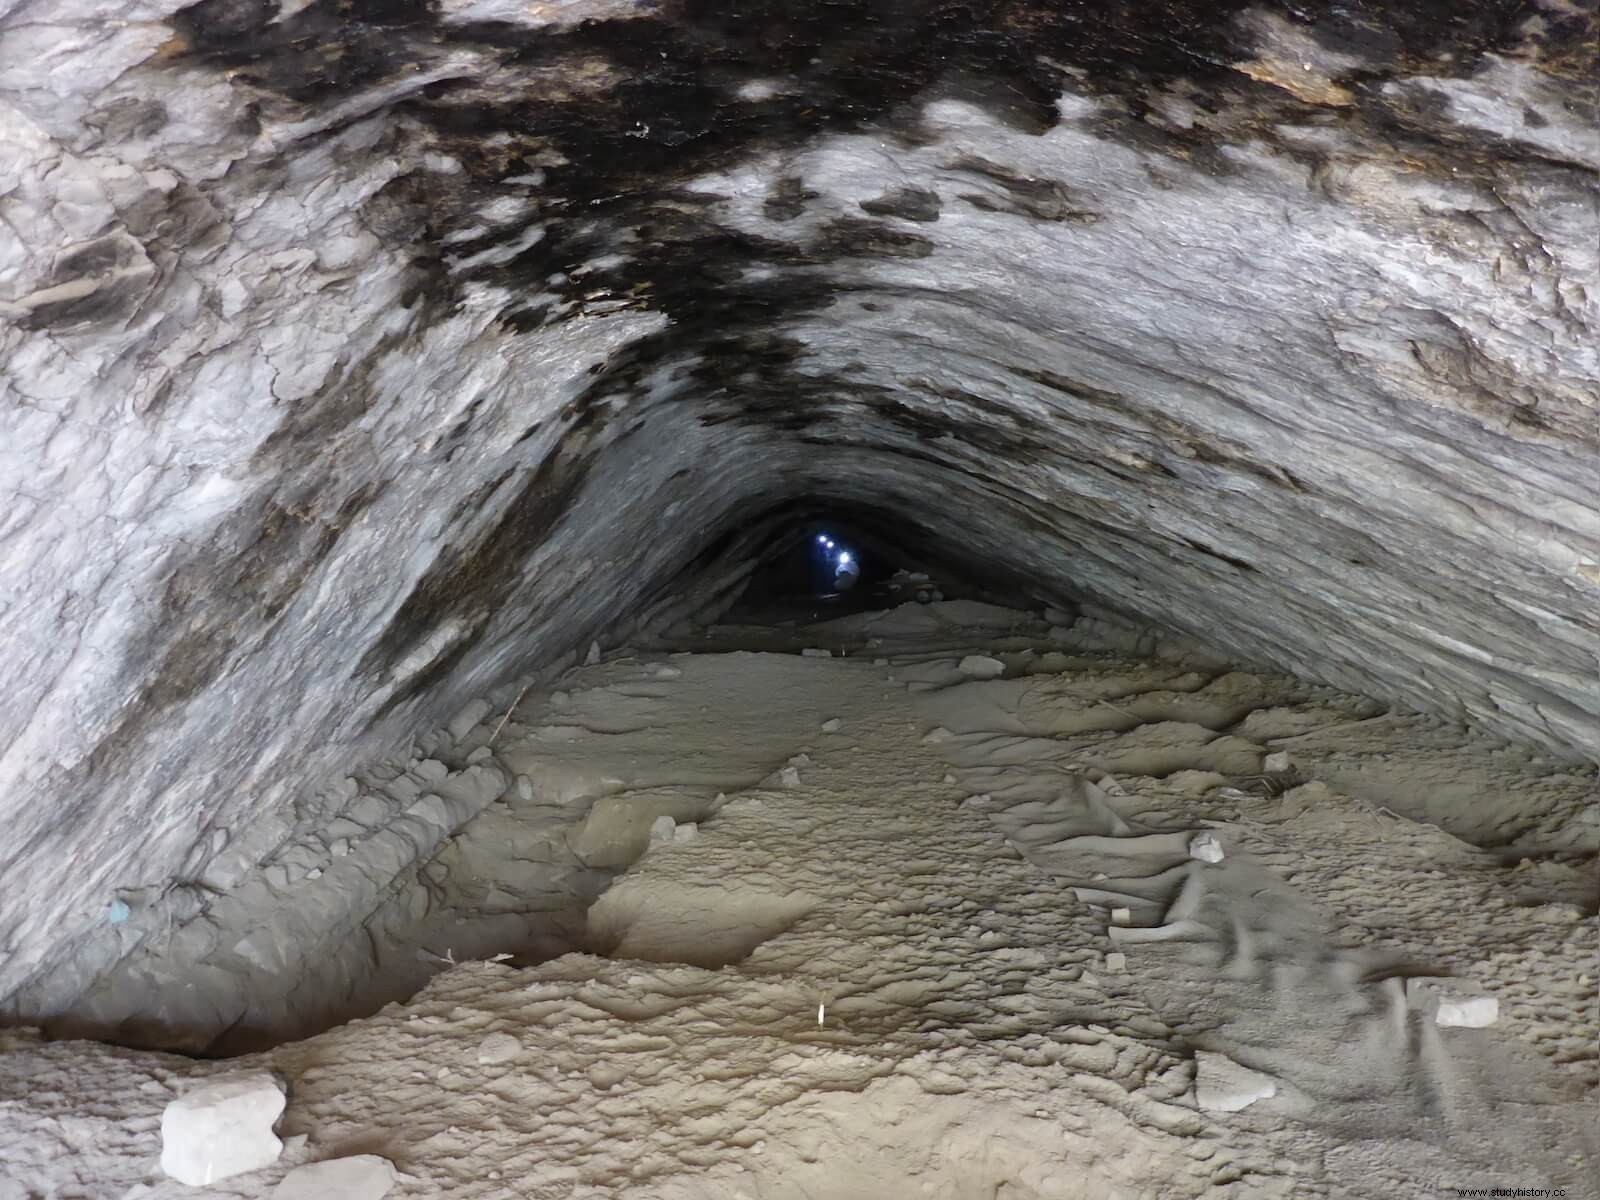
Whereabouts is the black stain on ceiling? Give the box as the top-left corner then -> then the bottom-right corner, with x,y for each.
158,0 -> 1587,688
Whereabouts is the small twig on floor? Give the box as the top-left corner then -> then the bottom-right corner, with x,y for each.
1266,713 -> 1399,746
1095,699 -> 1143,722
489,683 -> 531,745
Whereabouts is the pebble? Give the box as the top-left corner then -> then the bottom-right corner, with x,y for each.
957,654 -> 1005,679
801,648 -> 832,658
270,1156 -> 397,1200
1263,750 -> 1292,773
778,766 -> 802,788
585,641 -> 602,665
1105,952 -> 1127,973
821,718 -> 841,732
1189,831 -> 1225,863
160,1072 -> 285,1186
1194,1051 -> 1277,1113
1435,994 -> 1499,1028
649,815 -> 676,845
476,1032 -> 522,1064
1111,907 -> 1131,925
672,822 -> 698,841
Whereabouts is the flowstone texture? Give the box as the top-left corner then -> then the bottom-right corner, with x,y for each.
0,0 -> 1596,1119
0,617 -> 1593,1199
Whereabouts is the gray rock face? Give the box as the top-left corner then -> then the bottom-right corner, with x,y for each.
0,0 -> 1595,1008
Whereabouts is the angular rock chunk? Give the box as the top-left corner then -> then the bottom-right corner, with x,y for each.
270,1155 -> 397,1200
160,1072 -> 285,1185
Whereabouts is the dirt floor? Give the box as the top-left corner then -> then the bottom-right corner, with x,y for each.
1,602 -> 1594,1199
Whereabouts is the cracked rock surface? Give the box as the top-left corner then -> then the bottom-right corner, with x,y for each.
1,608 -> 1593,1198
0,0 -> 1595,1106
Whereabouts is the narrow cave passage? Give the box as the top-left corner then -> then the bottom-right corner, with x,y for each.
2,0 -> 1598,1195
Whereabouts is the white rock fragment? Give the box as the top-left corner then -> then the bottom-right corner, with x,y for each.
466,745 -> 493,764
304,867 -> 323,880
1189,831 -> 1226,863
801,647 -> 832,658
330,839 -> 350,858
922,727 -> 953,743
516,775 -> 535,801
1194,1051 -> 1277,1113
1262,750 -> 1292,773
1111,907 -> 1132,925
672,822 -> 698,841
585,641 -> 602,665
476,1032 -> 522,1065
957,654 -> 1005,679
778,766 -> 802,788
160,1072 -> 285,1186
648,815 -> 677,845
1435,994 -> 1499,1028
1104,952 -> 1127,973
270,1156 -> 397,1200
821,718 -> 841,732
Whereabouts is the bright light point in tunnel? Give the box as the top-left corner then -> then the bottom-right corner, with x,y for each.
838,552 -> 851,564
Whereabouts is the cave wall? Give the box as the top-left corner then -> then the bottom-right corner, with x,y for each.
0,0 -> 1595,1003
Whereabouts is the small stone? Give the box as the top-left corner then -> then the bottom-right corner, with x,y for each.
788,753 -> 812,766
778,766 -> 802,788
550,690 -> 571,707
801,647 -> 832,658
943,773 -> 957,784
922,727 -> 953,743
1194,1051 -> 1277,1113
1435,994 -> 1499,1028
270,1156 -> 397,1200
516,775 -> 535,801
330,839 -> 350,858
821,718 -> 841,732
466,745 -> 493,764
1189,831 -> 1225,863
1104,952 -> 1127,973
873,658 -> 889,667
476,1032 -> 522,1065
1111,907 -> 1131,925
585,641 -> 602,666
447,698 -> 493,742
1263,750 -> 1292,773
653,664 -> 681,679
957,654 -> 1005,679
160,1072 -> 285,1186
414,759 -> 449,783
106,900 -> 130,924
648,815 -> 676,845
672,822 -> 698,841
304,867 -> 323,880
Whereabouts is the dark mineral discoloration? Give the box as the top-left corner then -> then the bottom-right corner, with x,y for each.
360,449 -> 595,697
152,0 -> 1596,713
859,186 -> 942,222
